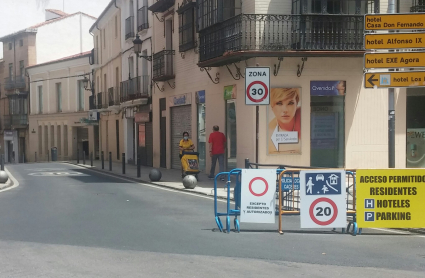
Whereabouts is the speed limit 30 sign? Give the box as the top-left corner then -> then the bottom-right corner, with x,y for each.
300,170 -> 346,228
245,67 -> 270,105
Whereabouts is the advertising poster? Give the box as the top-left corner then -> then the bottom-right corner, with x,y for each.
406,128 -> 425,168
224,84 -> 237,100
310,81 -> 346,96
267,88 -> 301,154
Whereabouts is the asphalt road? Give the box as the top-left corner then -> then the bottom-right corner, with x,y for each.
0,162 -> 424,277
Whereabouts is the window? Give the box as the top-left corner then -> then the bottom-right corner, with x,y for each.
138,0 -> 149,31
128,56 -> 134,78
8,42 -> 12,50
298,0 -> 379,14
8,63 -> 13,79
115,15 -> 118,38
38,85 -> 43,113
9,96 -> 28,115
103,29 -> 106,48
78,80 -> 84,111
56,83 -> 62,112
196,0 -> 241,31
19,60 -> 24,77
178,3 -> 196,52
19,39 -> 23,47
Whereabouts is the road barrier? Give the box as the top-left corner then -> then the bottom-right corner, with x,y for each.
214,162 -> 361,235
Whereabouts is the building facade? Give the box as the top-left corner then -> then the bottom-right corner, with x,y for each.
27,53 -> 95,161
145,0 -> 424,174
0,9 -> 96,163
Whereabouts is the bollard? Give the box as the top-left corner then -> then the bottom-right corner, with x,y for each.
101,151 -> 104,169
83,151 -> 86,165
244,158 -> 250,169
109,152 -> 112,171
0,154 -> 4,171
77,149 -> 80,164
90,152 -> 93,167
137,156 -> 141,178
122,153 -> 125,174
47,151 -> 50,162
22,153 -> 25,163
35,152 -> 37,162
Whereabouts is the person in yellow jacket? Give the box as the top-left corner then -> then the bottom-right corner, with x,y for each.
179,131 -> 195,177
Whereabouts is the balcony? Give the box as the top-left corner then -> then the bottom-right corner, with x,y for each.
96,92 -> 109,109
152,50 -> 175,82
411,6 -> 425,12
108,87 -> 120,106
148,0 -> 175,13
89,48 -> 99,65
4,77 -> 14,90
125,16 -> 135,40
4,76 -> 27,91
4,114 -> 28,128
138,4 -> 149,32
120,76 -> 150,103
198,14 -> 364,67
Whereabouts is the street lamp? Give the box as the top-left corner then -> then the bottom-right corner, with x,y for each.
133,35 -> 152,61
83,76 -> 91,91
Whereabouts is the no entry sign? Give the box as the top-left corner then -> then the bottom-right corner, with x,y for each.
240,169 -> 276,223
245,67 -> 270,105
300,170 -> 346,228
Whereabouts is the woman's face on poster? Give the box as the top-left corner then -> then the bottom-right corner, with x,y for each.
272,95 -> 297,126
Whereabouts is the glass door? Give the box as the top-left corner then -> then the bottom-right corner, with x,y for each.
310,96 -> 345,168
197,103 -> 206,171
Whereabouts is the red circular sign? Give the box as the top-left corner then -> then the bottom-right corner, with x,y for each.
309,197 -> 338,226
249,177 -> 268,197
246,81 -> 269,103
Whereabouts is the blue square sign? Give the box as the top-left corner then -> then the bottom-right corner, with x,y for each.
305,172 -> 342,195
365,212 -> 375,222
281,177 -> 300,191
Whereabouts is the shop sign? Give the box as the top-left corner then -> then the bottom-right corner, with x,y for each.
357,169 -> 425,228
364,33 -> 425,50
364,52 -> 425,69
196,90 -> 205,104
310,81 -> 346,96
169,93 -> 192,107
4,130 -> 14,140
135,112 -> 150,123
88,111 -> 99,121
224,84 -> 237,100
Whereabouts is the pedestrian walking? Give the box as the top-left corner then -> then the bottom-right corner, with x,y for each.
208,125 -> 226,181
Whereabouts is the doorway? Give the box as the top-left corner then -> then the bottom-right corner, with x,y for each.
226,99 -> 237,170
406,89 -> 425,168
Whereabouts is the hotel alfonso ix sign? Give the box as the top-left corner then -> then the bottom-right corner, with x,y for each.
364,13 -> 425,89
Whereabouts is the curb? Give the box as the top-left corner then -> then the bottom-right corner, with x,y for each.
65,162 -> 230,201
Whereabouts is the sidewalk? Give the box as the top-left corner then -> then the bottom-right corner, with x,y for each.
66,159 -> 234,200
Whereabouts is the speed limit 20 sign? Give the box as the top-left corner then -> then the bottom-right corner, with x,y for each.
300,170 -> 346,228
245,67 -> 270,105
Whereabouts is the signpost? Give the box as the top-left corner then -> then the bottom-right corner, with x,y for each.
240,169 -> 276,223
364,33 -> 425,50
299,170 -> 346,228
357,169 -> 425,228
364,71 -> 425,89
365,13 -> 425,31
245,67 -> 270,105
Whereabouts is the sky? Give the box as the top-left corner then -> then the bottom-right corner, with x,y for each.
0,0 -> 112,59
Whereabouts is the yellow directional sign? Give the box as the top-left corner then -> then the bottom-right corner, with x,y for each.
364,72 -> 425,89
364,33 -> 425,50
364,52 -> 425,69
365,13 -> 425,30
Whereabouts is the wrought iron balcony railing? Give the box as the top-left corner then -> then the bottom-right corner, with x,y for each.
198,14 -> 364,64
96,92 -> 108,109
4,77 -> 15,90
148,0 -> 175,13
411,5 -> 425,12
125,16 -> 135,40
108,87 -> 120,106
4,114 -> 28,128
152,50 -> 175,82
120,76 -> 150,103
138,3 -> 149,31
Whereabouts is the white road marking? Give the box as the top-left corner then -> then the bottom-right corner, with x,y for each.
0,168 -> 20,192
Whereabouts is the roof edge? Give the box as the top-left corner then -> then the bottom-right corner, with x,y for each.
89,0 -> 117,32
26,51 -> 91,70
0,29 -> 38,42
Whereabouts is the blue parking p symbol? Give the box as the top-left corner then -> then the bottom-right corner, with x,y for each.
365,212 -> 375,222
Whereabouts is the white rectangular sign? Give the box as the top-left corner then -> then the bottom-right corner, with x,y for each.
240,169 -> 276,223
300,170 -> 347,228
245,67 -> 270,105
